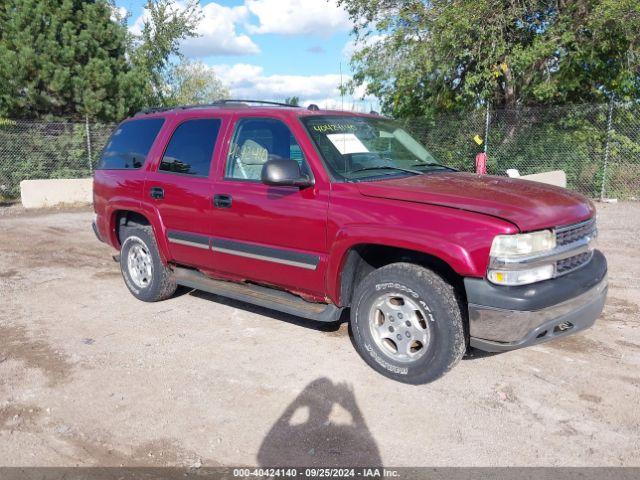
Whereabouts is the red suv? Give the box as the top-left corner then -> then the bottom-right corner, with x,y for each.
93,100 -> 607,383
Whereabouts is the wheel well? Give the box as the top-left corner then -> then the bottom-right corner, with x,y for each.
339,244 -> 466,308
114,210 -> 150,245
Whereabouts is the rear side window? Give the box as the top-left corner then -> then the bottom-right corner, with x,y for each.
159,119 -> 221,177
98,118 -> 164,170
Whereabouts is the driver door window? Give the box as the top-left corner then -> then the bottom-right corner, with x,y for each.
225,118 -> 310,180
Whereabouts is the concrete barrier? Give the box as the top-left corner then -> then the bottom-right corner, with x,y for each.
520,170 -> 567,188
506,169 -> 567,188
20,178 -> 93,208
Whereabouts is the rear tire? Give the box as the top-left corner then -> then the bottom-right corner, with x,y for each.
119,225 -> 177,302
350,262 -> 465,384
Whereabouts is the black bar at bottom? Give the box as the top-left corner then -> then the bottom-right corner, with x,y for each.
0,467 -> 638,480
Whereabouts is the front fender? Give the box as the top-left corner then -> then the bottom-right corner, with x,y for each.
325,224 -> 480,305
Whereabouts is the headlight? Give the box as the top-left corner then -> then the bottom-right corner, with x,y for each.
490,230 -> 556,257
488,230 -> 557,286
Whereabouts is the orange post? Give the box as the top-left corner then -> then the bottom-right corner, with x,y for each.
475,152 -> 487,175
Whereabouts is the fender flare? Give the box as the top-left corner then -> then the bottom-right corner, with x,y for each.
325,225 -> 478,305
106,199 -> 172,265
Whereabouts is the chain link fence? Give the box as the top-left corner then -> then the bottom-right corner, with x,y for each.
403,101 -> 640,200
1,102 -> 639,201
0,118 -> 115,200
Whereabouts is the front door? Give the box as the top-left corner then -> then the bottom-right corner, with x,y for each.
209,116 -> 329,298
145,116 -> 224,269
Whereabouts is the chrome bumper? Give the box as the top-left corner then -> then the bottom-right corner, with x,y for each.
466,250 -> 608,352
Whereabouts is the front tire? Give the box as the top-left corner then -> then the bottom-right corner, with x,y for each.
350,263 -> 465,384
120,225 -> 177,302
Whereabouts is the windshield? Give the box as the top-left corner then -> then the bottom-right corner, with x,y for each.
301,115 -> 450,181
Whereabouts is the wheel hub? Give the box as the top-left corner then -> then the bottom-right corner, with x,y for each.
127,242 -> 153,289
368,293 -> 431,363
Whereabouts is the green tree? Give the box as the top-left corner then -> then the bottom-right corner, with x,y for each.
285,96 -> 300,106
0,0 -> 204,121
0,0 -> 146,121
131,0 -> 201,106
339,0 -> 640,117
164,60 -> 229,106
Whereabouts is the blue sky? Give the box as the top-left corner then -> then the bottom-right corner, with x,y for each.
116,0 -> 378,110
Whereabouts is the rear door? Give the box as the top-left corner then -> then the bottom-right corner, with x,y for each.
145,114 -> 226,269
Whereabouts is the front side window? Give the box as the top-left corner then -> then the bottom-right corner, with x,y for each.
226,118 -> 310,180
98,118 -> 164,170
301,115 -> 451,181
159,119 -> 221,177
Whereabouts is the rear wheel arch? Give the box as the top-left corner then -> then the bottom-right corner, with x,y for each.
114,210 -> 152,245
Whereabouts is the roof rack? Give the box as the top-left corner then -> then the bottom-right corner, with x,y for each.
217,99 -> 302,108
136,99 -> 301,115
137,106 -> 176,115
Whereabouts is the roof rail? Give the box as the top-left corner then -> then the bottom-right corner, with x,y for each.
215,99 -> 302,108
135,99 -> 301,116
137,106 -> 177,115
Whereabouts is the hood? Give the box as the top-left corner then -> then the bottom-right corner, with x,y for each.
356,172 -> 595,232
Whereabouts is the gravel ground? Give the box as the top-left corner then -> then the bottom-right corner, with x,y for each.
0,202 -> 639,467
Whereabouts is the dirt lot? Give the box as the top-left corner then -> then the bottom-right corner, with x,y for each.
1,202 -> 639,467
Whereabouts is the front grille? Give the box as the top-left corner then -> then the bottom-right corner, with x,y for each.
556,251 -> 593,275
555,218 -> 596,246
553,218 -> 597,276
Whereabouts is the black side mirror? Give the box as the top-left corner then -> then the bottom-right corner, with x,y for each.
261,158 -> 313,188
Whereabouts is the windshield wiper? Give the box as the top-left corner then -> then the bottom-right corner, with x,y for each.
411,162 -> 458,172
350,165 -> 422,176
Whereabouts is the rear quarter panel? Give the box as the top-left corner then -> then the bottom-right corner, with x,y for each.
93,169 -> 145,249
93,114 -> 175,258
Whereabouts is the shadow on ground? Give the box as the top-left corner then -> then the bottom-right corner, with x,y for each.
257,378 -> 382,467
189,288 -> 502,360
189,289 -> 348,333
463,347 -> 502,361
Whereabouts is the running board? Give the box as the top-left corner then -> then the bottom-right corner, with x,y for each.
173,267 -> 343,323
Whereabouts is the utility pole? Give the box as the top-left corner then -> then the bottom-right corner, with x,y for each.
600,96 -> 615,201
339,62 -> 345,111
85,114 -> 93,175
484,103 -> 490,154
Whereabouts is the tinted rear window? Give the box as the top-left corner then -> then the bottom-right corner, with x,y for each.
98,118 -> 164,170
159,119 -> 221,176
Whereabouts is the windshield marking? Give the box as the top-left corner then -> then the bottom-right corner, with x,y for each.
302,115 -> 449,182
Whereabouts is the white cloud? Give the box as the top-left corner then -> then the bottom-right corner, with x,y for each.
213,63 -> 342,99
341,38 -> 359,60
211,63 -> 378,111
130,2 -> 259,57
128,0 -> 354,56
110,5 -> 127,23
245,0 -> 350,36
183,3 -> 259,57
342,34 -> 386,60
